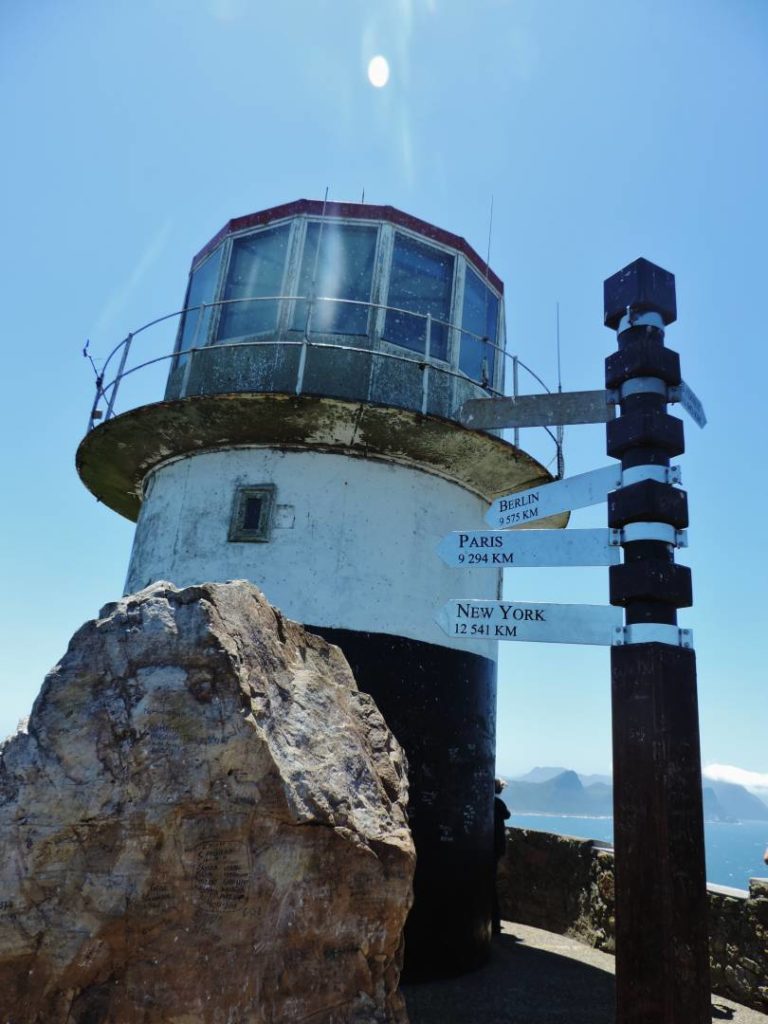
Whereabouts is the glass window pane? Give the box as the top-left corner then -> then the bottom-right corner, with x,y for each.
384,235 -> 453,359
460,267 -> 499,386
176,246 -> 224,364
228,485 -> 275,543
292,223 -> 376,335
242,496 -> 263,531
217,224 -> 290,341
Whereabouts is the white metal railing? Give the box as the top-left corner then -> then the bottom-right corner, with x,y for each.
84,293 -> 563,470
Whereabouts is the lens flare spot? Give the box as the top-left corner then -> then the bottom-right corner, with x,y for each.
367,55 -> 390,88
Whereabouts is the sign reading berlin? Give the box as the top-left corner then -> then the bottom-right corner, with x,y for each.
487,464 -> 622,528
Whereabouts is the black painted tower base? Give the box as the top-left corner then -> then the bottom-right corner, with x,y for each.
310,626 -> 497,982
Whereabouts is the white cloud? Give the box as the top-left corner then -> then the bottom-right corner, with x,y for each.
91,220 -> 173,341
703,763 -> 768,794
208,0 -> 247,22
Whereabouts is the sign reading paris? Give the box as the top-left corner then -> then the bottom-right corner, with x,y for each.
437,528 -> 619,568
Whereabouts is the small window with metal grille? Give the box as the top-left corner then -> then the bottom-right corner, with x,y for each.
228,485 -> 275,542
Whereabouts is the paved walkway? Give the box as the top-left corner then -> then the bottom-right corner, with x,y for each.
402,921 -> 767,1024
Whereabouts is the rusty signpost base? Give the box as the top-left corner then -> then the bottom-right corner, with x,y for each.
611,642 -> 711,1023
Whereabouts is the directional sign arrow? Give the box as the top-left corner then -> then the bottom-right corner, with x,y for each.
436,600 -> 622,646
437,528 -> 620,568
458,381 -> 706,431
488,464 -> 623,528
459,389 -> 614,430
671,381 -> 707,428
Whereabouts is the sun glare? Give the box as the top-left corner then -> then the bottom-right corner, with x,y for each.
367,55 -> 390,88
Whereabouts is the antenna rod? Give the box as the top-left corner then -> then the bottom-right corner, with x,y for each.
556,302 -> 564,477
485,195 -> 494,277
479,196 -> 494,388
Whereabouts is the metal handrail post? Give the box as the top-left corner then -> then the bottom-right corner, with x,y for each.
512,354 -> 520,447
296,337 -> 308,395
421,314 -> 432,415
180,303 -> 205,398
87,374 -> 104,433
104,333 -> 133,421
296,305 -> 311,397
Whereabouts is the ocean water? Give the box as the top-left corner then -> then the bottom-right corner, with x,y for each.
510,813 -> 768,891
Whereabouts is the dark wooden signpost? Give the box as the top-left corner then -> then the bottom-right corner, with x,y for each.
439,258 -> 711,1022
603,259 -> 710,1023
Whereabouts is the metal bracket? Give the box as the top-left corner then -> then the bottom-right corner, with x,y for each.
612,624 -> 694,648
608,522 -> 687,547
617,310 -> 666,333
595,378 -> 707,431
619,464 -> 682,488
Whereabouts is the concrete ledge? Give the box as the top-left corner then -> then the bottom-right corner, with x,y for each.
76,393 -> 564,522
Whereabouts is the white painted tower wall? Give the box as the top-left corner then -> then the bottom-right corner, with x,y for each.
126,448 -> 500,659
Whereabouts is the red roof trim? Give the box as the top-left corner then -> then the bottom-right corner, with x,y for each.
191,199 -> 503,293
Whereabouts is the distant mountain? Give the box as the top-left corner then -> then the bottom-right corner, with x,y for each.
702,787 -> 737,823
512,766 -> 613,788
515,767 -> 569,784
706,781 -> 768,821
504,769 -> 768,823
505,770 -> 613,816
578,772 -> 613,788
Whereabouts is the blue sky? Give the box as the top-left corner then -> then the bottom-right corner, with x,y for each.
2,0 -> 767,784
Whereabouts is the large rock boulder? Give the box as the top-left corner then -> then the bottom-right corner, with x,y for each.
0,581 -> 414,1024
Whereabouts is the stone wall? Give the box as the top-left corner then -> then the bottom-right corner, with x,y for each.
498,827 -> 768,1013
708,879 -> 768,1011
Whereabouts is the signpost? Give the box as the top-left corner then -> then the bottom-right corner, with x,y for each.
459,388 -> 616,429
437,528 -> 621,568
436,600 -> 621,645
673,380 -> 708,428
458,381 -> 706,431
487,464 -> 620,527
603,259 -> 710,1024
438,257 -> 709,1023
488,464 -> 682,528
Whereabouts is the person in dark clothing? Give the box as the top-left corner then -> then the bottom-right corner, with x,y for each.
492,777 -> 511,935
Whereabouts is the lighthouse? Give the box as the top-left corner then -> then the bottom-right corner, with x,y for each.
77,199 -> 560,978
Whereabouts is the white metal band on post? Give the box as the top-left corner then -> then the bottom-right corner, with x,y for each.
613,624 -> 694,648
620,464 -> 682,487
619,522 -> 688,547
619,376 -> 668,399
